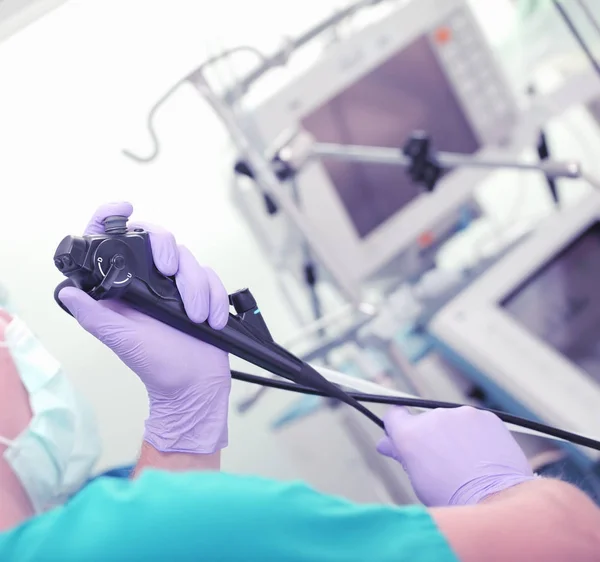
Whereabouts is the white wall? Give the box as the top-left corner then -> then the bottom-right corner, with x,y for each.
0,0 -> 324,475
1,0 -> 600,493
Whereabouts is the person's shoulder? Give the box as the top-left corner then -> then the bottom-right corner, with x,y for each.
82,469 -> 311,509
133,469 -> 320,507
0,472 -> 458,562
0,472 -> 319,561
135,468 -> 300,492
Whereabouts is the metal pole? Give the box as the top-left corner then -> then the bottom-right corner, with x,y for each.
310,142 -> 584,180
298,316 -> 378,363
222,0 -> 394,102
552,0 -> 600,79
189,75 -> 362,304
284,302 -> 376,347
575,0 -> 600,40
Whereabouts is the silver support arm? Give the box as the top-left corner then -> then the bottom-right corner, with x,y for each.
284,302 -> 377,348
310,142 -> 586,181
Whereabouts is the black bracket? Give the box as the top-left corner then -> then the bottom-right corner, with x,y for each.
402,131 -> 444,192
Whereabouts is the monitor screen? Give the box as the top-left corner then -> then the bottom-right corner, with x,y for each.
501,222 -> 600,384
301,34 -> 481,239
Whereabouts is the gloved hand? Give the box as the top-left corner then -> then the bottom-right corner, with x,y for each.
58,202 -> 232,455
377,406 -> 536,507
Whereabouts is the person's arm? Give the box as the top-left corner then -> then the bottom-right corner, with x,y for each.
133,442 -> 220,476
0,471 -> 459,562
431,478 -> 600,562
378,405 -> 600,561
0,460 -> 33,531
59,203 -> 232,478
0,310 -> 33,530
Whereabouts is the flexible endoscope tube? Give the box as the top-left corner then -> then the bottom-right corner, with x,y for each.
232,370 -> 600,452
57,227 -> 600,449
119,284 -> 385,428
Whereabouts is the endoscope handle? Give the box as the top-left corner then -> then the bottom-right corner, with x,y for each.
52,225 -> 334,391
127,280 -> 303,370
55,271 -> 306,379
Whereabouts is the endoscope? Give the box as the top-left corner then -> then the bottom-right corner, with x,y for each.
53,216 -> 600,452
53,215 -> 383,428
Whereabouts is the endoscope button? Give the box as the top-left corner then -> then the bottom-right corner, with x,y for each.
111,254 -> 126,269
54,259 -> 64,271
133,228 -> 144,232
62,256 -> 73,267
229,288 -> 257,314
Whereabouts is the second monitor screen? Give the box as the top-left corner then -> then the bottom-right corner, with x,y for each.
302,35 -> 480,239
502,222 -> 600,385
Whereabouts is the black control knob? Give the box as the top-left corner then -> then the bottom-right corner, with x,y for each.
229,288 -> 257,314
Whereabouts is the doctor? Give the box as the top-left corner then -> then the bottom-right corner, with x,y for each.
0,202 -> 598,561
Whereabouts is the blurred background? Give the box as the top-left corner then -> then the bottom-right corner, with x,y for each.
1,0 -> 600,504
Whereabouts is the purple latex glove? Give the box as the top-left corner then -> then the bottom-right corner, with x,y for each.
58,202 -> 232,454
377,406 -> 536,507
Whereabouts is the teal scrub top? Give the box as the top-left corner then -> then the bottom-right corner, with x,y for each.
0,470 -> 459,561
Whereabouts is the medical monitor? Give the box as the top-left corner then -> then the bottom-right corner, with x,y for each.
234,0 -> 524,295
300,33 -> 481,239
429,193 -> 600,459
502,223 -> 600,385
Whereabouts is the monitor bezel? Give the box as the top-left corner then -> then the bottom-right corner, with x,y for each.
429,191 -> 600,452
238,0 -> 519,288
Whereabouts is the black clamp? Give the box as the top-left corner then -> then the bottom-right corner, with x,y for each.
402,131 -> 444,192
233,156 -> 297,216
536,130 -> 559,206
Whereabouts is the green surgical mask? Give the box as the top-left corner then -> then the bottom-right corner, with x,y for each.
0,314 -> 101,513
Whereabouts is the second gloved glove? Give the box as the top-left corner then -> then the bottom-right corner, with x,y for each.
377,406 -> 536,507
59,202 -> 232,455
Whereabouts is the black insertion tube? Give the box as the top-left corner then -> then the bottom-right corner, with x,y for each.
122,283 -> 385,428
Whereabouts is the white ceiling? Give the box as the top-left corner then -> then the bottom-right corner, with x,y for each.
0,0 -> 68,43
